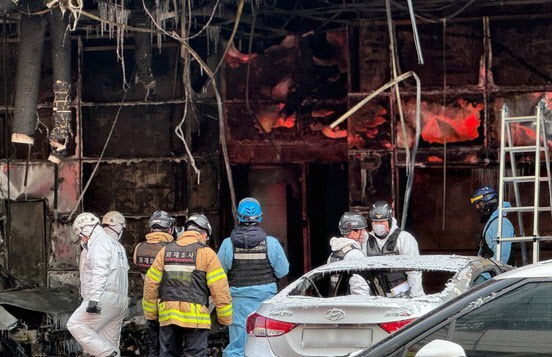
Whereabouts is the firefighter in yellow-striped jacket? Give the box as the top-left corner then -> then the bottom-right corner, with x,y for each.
143,213 -> 232,357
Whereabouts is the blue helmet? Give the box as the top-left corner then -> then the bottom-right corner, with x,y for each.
237,197 -> 263,224
471,186 -> 498,204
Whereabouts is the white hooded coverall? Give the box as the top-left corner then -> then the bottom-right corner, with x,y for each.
363,217 -> 425,297
328,237 -> 371,295
67,227 -> 130,357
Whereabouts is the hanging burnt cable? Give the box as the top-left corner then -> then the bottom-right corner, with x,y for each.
245,1 -> 280,159
182,0 -> 220,40
385,0 -> 410,171
212,0 -> 244,75
68,85 -> 130,221
442,18 -> 447,231
2,17 -> 10,234
174,3 -> 201,184
329,71 -> 421,230
406,0 -> 424,65
141,0 -> 238,222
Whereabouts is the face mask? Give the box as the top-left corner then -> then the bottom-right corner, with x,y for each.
104,224 -> 123,241
81,225 -> 96,238
373,224 -> 388,238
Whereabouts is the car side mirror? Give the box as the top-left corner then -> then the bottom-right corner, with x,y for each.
415,339 -> 466,357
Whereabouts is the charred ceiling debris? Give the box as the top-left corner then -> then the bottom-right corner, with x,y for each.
2,0 -> 552,355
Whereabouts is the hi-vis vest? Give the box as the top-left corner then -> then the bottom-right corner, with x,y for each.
366,230 -> 408,291
228,239 -> 276,287
160,241 -> 209,305
135,241 -> 168,273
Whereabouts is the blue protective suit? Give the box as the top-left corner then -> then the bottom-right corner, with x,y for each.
479,201 -> 514,263
217,229 -> 289,357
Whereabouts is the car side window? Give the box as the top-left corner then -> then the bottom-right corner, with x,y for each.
407,282 -> 552,357
450,282 -> 552,356
404,323 -> 452,356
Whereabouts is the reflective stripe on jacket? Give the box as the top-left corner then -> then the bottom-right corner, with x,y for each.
160,241 -> 209,305
143,231 -> 233,329
228,239 -> 276,287
134,231 -> 174,318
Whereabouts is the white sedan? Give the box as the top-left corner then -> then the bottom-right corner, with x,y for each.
244,255 -> 511,357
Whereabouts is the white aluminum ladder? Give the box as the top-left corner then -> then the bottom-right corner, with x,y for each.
496,100 -> 552,264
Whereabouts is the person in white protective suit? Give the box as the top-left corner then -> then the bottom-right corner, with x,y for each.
364,201 -> 424,297
78,211 -> 127,273
102,211 -> 126,242
67,212 -> 130,357
327,212 -> 371,295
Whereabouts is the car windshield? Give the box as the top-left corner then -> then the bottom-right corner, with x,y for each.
288,269 -> 456,298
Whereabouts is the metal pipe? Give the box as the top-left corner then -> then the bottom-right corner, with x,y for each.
329,71 -> 421,229
11,13 -> 47,144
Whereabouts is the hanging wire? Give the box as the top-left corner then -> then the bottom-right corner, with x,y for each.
328,71 -> 422,230
442,18 -> 447,231
2,17 -> 10,235
385,0 -> 410,172
406,0 -> 424,65
245,0 -> 280,159
212,0 -> 245,74
68,83 -> 130,221
141,0 -> 238,222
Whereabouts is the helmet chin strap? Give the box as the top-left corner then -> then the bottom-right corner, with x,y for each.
104,224 -> 123,240
74,223 -> 99,246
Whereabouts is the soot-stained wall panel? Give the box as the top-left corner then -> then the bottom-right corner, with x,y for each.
49,221 -> 79,270
190,103 -> 220,154
491,19 -> 552,86
0,162 -> 79,213
8,201 -> 47,286
396,21 -> 483,88
82,161 -> 187,214
356,23 -> 389,92
82,105 -> 182,158
188,158 -> 220,211
399,167 -> 491,253
224,32 -> 347,104
82,46 -> 181,102
349,152 -> 392,207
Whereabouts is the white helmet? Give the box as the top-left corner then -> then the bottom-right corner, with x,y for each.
72,213 -> 101,237
102,211 -> 126,228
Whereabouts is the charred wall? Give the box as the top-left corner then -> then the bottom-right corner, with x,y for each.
3,11 -> 552,291
349,16 -> 552,263
0,33 -> 222,293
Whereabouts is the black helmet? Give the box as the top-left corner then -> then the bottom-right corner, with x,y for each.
185,213 -> 212,237
338,212 -> 368,236
369,201 -> 392,222
149,210 -> 175,230
472,186 -> 499,223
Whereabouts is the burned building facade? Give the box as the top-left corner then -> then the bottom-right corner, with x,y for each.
1,0 -> 552,354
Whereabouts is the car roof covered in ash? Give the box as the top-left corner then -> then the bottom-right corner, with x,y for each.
312,255 -> 493,274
